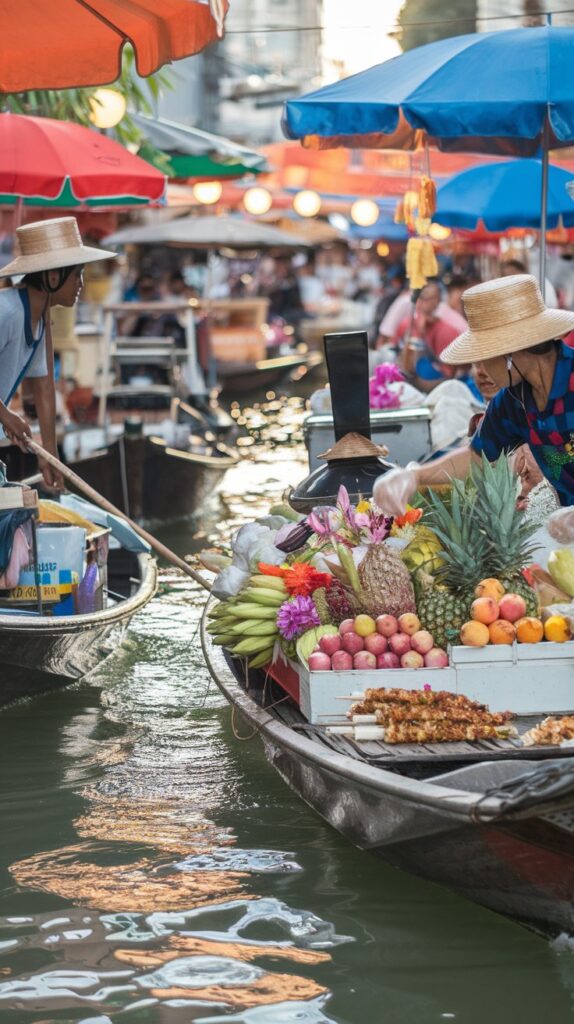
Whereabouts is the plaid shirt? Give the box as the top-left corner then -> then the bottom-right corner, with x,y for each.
471,342 -> 574,506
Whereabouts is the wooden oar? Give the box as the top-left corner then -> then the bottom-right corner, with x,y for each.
26,439 -> 212,592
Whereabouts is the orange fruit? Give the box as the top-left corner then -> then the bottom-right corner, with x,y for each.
515,617 -> 544,644
474,577 -> 505,601
544,615 -> 572,643
460,620 -> 490,647
488,619 -> 516,645
470,596 -> 499,624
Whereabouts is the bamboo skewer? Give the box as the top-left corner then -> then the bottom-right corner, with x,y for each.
26,440 -> 213,593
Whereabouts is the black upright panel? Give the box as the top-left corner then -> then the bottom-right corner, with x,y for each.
324,331 -> 371,441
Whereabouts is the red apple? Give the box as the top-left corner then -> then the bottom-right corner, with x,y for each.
331,650 -> 353,671
498,593 -> 527,623
398,612 -> 421,636
364,633 -> 388,656
353,651 -> 377,670
377,651 -> 400,669
308,652 -> 332,671
319,634 -> 342,656
376,614 -> 399,637
410,630 -> 434,655
424,647 -> 449,668
389,632 -> 411,657
341,632 -> 364,655
400,650 -> 424,669
339,618 -> 356,634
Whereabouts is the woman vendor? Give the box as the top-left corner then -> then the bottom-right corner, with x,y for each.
373,274 -> 574,514
0,217 -> 115,488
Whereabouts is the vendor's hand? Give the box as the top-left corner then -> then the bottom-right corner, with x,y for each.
373,466 -> 418,516
37,454 -> 65,492
1,409 -> 32,451
511,446 -> 544,505
547,507 -> 574,545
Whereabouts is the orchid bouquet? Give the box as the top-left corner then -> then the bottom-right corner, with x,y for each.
369,362 -> 405,410
307,485 -> 392,548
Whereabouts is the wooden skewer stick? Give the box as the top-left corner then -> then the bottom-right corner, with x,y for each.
26,440 -> 213,593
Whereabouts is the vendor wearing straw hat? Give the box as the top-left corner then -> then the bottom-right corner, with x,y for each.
0,217 -> 115,488
373,274 -> 574,514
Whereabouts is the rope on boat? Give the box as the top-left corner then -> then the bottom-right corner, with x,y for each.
470,757 -> 574,823
230,663 -> 290,741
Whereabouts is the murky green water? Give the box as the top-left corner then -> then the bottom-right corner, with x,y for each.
1,422 -> 574,1023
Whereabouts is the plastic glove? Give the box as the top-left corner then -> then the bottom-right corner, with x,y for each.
372,466 -> 418,516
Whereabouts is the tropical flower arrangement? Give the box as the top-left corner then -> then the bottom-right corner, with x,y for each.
369,362 -> 405,410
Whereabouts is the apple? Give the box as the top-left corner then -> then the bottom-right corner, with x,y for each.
376,614 -> 399,637
308,652 -> 331,671
498,593 -> 527,623
400,650 -> 424,669
353,651 -> 377,670
339,618 -> 356,634
398,612 -> 421,636
364,633 -> 388,656
319,634 -> 342,656
341,632 -> 364,655
331,650 -> 353,671
354,614 -> 376,637
389,632 -> 411,657
424,647 -> 449,668
377,651 -> 400,669
410,630 -> 434,655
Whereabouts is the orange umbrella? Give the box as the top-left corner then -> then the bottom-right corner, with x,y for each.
0,0 -> 227,91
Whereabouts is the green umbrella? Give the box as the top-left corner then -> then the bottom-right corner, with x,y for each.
131,112 -> 269,181
0,179 -> 152,208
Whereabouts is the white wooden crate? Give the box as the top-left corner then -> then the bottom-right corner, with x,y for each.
296,643 -> 574,724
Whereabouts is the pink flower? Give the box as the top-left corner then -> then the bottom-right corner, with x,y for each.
276,595 -> 321,641
369,362 -> 405,410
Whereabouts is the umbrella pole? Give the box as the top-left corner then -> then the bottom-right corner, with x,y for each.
539,114 -> 550,294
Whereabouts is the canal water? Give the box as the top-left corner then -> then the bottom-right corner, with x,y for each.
1,400 -> 574,1024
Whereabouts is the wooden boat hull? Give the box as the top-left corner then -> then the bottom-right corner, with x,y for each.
0,552 -> 156,705
67,435 -> 237,522
217,352 -> 324,400
202,630 -> 574,938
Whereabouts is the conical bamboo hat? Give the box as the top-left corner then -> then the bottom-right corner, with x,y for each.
317,431 -> 389,461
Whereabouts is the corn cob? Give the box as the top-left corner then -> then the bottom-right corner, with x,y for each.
226,603 -> 279,620
232,636 -> 278,656
249,575 -> 287,592
229,619 -> 279,637
240,588 -> 285,606
247,647 -> 275,669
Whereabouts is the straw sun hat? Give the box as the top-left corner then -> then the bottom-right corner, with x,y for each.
318,432 -> 389,461
441,274 -> 574,366
0,216 -> 116,278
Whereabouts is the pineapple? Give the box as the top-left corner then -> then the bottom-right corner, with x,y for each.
417,455 -> 540,647
358,542 -> 416,619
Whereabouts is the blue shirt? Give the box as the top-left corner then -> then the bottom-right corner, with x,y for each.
471,342 -> 574,506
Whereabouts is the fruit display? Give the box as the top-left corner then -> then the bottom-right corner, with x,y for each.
204,454 -> 574,709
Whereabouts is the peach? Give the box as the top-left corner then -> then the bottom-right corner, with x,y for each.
410,629 -> 434,655
424,647 -> 449,668
400,650 -> 424,669
470,596 -> 499,625
376,614 -> 399,637
398,613 -> 421,636
460,620 -> 490,647
474,577 -> 505,601
515,616 -> 544,644
488,619 -> 516,645
498,593 -> 527,623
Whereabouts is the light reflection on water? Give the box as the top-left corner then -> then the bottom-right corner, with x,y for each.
2,431 -> 574,1022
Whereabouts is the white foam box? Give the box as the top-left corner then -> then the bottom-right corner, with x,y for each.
297,643 -> 574,724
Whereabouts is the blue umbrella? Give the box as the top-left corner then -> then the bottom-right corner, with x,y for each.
435,159 -> 574,231
283,26 -> 574,281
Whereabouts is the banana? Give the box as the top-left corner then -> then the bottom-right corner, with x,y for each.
249,575 -> 287,591
226,604 -> 278,620
232,636 -> 277,656
248,647 -> 275,669
240,588 -> 285,607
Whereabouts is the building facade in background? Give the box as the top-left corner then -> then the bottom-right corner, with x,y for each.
477,0 -> 574,29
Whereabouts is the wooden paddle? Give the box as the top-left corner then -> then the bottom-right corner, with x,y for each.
26,439 -> 212,592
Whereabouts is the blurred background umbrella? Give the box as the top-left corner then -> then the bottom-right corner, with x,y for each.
0,0 -> 227,91
283,25 -> 574,282
0,113 -> 166,209
131,113 -> 270,181
434,159 -> 574,231
104,213 -> 310,250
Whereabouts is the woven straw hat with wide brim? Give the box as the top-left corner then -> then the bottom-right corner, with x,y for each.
441,274 -> 574,366
318,432 -> 389,461
0,217 -> 116,278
